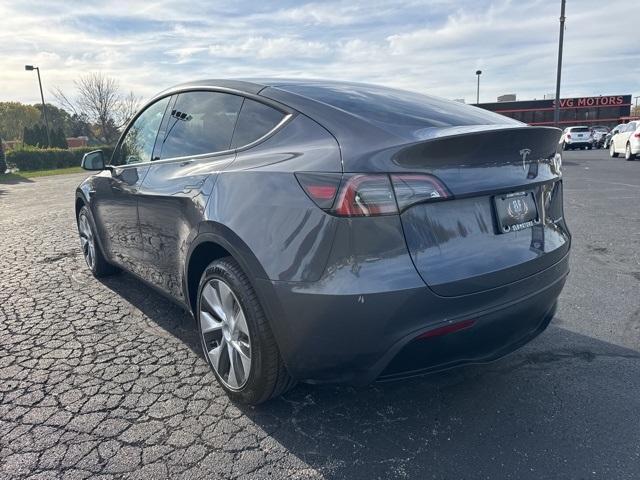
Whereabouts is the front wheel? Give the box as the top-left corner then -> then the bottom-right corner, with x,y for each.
625,143 -> 635,161
610,142 -> 619,158
77,206 -> 118,277
197,257 -> 295,404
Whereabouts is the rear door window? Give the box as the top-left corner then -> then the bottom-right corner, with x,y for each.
571,127 -> 590,133
156,91 -> 243,160
231,98 -> 286,149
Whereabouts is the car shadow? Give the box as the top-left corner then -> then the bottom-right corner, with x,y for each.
100,272 -> 640,479
99,271 -> 203,357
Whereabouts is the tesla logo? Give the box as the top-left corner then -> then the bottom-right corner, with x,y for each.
507,198 -> 529,220
519,148 -> 532,171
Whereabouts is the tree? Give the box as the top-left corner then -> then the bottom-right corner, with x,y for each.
23,124 -> 48,147
54,73 -> 139,144
52,127 -> 68,149
0,102 -> 40,141
0,136 -> 7,175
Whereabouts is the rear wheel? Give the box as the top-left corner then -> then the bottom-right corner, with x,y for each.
625,143 -> 635,161
197,257 -> 295,404
610,142 -> 619,158
77,206 -> 118,277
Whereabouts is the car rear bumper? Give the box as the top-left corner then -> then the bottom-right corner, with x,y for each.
257,252 -> 569,386
565,141 -> 592,147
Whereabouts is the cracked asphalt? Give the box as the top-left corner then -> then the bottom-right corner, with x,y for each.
1,149 -> 639,479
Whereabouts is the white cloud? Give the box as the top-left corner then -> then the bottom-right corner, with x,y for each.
208,37 -> 331,60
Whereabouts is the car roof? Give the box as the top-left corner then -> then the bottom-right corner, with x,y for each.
162,77 -> 415,96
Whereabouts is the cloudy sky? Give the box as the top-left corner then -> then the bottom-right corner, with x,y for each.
1,0 -> 638,106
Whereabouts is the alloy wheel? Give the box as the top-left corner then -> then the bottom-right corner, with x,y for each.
199,279 -> 252,390
78,214 -> 96,270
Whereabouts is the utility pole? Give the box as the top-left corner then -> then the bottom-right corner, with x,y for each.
553,0 -> 566,127
475,70 -> 482,104
25,65 -> 51,147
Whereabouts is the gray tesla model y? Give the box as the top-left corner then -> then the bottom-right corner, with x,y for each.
76,79 -> 570,404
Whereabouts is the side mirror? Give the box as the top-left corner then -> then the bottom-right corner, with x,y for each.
81,150 -> 105,171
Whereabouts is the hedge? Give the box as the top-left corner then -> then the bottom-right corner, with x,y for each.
6,145 -> 115,172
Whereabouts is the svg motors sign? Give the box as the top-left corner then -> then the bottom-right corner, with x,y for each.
554,96 -> 627,108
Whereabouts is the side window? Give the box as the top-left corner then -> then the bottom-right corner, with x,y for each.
231,98 -> 286,149
157,91 -> 243,159
112,97 -> 170,166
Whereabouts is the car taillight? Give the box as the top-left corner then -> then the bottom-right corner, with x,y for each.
634,132 -> 640,138
566,134 -> 571,139
297,172 -> 451,217
333,174 -> 397,216
390,174 -> 450,211
295,172 -> 342,209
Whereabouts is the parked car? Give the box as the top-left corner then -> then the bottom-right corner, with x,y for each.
75,79 -> 571,404
609,121 -> 639,160
590,126 -> 609,148
559,126 -> 593,150
603,123 -> 625,149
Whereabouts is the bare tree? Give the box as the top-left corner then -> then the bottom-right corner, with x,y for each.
53,72 -> 140,144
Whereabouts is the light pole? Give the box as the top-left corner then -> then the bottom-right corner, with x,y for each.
553,0 -> 566,127
475,70 -> 482,104
25,65 -> 51,147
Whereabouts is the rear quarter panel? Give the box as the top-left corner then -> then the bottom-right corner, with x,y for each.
204,113 -> 342,283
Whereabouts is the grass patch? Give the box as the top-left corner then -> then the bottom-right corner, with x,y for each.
22,166 -> 84,177
0,166 -> 84,183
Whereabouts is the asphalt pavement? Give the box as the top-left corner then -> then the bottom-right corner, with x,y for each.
0,149 -> 639,479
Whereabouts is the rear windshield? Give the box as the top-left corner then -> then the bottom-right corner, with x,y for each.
280,83 -> 520,135
570,127 -> 590,132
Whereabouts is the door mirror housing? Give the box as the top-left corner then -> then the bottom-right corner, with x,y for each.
81,150 -> 105,171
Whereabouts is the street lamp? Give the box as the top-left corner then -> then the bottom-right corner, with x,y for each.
553,0 -> 566,127
25,65 -> 51,147
475,70 -> 482,104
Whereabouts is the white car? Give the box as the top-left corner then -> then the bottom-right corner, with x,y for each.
560,126 -> 593,150
603,123 -> 625,149
609,121 -> 639,160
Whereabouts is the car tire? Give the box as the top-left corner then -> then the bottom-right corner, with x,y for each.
610,142 -> 619,158
625,143 -> 635,161
587,145 -> 592,150
197,257 -> 295,405
77,206 -> 119,277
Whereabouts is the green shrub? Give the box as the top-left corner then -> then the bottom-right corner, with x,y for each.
0,139 -> 6,175
6,145 -> 115,172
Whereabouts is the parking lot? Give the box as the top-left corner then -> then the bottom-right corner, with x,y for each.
0,149 -> 639,479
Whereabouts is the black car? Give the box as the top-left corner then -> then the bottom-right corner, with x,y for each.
76,79 -> 570,404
